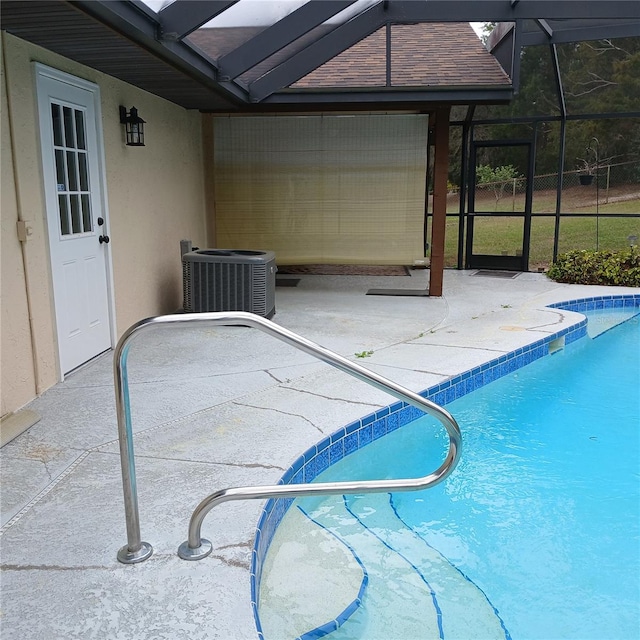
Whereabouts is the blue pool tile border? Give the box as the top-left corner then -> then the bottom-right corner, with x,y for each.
547,293 -> 640,314
251,294 -> 640,637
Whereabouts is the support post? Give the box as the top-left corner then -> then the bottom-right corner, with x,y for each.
550,43 -> 567,264
429,106 -> 451,297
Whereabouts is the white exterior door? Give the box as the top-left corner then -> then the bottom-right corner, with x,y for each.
36,65 -> 112,374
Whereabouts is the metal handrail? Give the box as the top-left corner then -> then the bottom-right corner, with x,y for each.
114,311 -> 462,564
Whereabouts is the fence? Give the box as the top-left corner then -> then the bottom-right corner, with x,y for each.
437,160 -> 639,270
470,160 -> 640,213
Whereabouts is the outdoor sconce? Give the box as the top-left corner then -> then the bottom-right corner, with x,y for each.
119,106 -> 145,146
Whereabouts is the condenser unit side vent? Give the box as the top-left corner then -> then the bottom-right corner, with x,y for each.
183,259 -> 192,312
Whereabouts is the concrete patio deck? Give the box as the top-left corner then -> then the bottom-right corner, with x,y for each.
1,269 -> 634,639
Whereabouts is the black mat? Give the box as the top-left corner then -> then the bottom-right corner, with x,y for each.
366,288 -> 430,297
472,270 -> 520,279
276,278 -> 301,287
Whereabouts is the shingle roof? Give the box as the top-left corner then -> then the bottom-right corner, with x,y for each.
189,22 -> 511,92
292,23 -> 511,89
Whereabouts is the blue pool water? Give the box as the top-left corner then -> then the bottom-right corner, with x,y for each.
261,311 -> 639,639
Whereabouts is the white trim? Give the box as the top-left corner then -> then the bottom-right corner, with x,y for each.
34,63 -> 117,378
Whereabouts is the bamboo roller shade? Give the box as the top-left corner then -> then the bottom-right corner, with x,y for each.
213,115 -> 429,265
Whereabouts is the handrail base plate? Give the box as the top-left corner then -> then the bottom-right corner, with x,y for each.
117,541 -> 153,564
178,538 -> 213,561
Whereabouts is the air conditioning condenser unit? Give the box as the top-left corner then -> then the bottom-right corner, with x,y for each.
182,249 -> 276,318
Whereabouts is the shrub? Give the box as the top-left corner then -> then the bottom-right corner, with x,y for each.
547,248 -> 640,287
475,164 -> 522,206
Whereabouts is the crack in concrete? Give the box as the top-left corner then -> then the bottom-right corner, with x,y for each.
210,554 -> 250,570
366,362 -> 450,378
61,368 -> 266,388
96,450 -> 285,471
217,540 -> 252,551
223,460 -> 285,471
526,309 -> 568,330
410,342 -> 507,353
280,386 -> 381,408
40,458 -> 53,483
264,369 -> 285,384
60,383 -> 112,389
1,563 -> 108,571
233,401 -> 323,434
0,451 -> 91,536
5,452 -> 55,483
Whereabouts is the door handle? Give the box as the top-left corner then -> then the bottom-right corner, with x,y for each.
99,235 -> 110,244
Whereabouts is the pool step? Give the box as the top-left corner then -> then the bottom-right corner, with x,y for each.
586,308 -> 640,338
258,504 -> 365,640
345,493 -> 510,640
305,495 -> 442,640
260,493 -> 510,640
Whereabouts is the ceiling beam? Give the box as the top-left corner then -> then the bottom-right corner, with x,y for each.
261,87 -> 514,105
218,0 -> 358,81
521,21 -> 640,45
550,44 -> 566,119
250,1 -> 387,102
535,19 -> 553,38
73,0 -> 248,104
250,0 -> 622,103
158,0 -> 239,40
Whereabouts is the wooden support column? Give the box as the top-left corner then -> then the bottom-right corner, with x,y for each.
429,106 -> 450,297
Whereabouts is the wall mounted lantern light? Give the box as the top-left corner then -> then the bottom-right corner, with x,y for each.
119,106 -> 146,146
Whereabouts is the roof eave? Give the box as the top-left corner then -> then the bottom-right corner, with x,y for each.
262,86 -> 514,106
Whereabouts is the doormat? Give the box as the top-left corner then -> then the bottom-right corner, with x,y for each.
472,270 -> 520,279
276,278 -> 301,287
278,265 -> 410,276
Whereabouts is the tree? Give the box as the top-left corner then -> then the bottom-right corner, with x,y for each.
461,35 -> 640,181
476,164 -> 522,206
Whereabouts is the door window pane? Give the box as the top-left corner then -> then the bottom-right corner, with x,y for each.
66,151 -> 78,191
81,195 -> 92,232
74,109 -> 86,149
51,104 -> 63,147
78,153 -> 89,191
55,149 -> 66,190
63,106 -> 75,148
80,153 -> 91,191
58,195 -> 71,235
70,194 -> 82,234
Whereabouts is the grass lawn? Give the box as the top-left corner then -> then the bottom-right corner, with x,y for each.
437,185 -> 640,269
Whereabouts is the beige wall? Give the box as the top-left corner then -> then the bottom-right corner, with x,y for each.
1,38 -> 37,416
0,32 -> 207,415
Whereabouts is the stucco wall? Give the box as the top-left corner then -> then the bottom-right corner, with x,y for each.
1,32 -> 207,414
1,37 -> 37,416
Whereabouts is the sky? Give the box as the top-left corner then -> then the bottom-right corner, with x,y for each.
142,1 -> 485,39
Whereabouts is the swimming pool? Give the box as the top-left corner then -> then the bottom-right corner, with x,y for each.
255,296 -> 640,639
